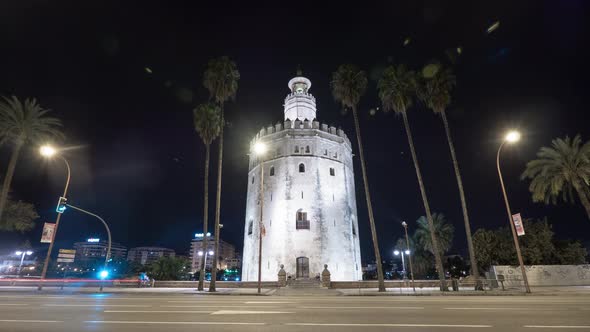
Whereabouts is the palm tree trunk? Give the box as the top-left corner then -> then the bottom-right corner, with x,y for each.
0,140 -> 24,221
440,110 -> 480,286
401,111 -> 447,291
209,105 -> 224,292
573,180 -> 590,222
198,144 -> 211,291
351,105 -> 385,292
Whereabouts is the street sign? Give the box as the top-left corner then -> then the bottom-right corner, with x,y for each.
512,213 -> 525,236
57,249 -> 76,263
40,223 -> 56,243
57,258 -> 74,263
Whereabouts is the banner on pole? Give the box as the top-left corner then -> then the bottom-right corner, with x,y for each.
40,222 -> 56,243
512,213 -> 525,236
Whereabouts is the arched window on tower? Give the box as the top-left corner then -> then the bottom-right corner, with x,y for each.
330,168 -> 335,176
270,166 -> 275,176
296,210 -> 310,230
305,146 -> 310,154
299,163 -> 305,173
248,220 -> 253,235
294,146 -> 299,153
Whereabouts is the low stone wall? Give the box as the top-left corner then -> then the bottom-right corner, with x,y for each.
492,265 -> 590,286
153,280 -> 279,288
329,280 -> 440,289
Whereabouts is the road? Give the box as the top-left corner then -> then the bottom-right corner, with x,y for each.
0,292 -> 589,331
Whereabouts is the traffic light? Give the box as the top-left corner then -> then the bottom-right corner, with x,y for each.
56,196 -> 67,213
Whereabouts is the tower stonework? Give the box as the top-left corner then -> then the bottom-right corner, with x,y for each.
241,74 -> 362,281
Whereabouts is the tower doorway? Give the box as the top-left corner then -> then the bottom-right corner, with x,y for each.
296,257 -> 309,279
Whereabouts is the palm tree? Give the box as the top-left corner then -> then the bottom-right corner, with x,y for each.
0,196 -> 39,232
193,103 -> 222,291
0,96 -> 63,220
521,135 -> 590,221
378,65 -> 447,290
202,56 -> 240,292
331,64 -> 385,292
416,64 -> 480,284
415,213 -> 454,257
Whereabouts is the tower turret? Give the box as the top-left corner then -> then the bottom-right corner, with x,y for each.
284,72 -> 317,122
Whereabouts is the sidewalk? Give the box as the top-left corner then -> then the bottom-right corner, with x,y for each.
337,285 -> 590,296
0,286 -> 276,295
1,285 -> 588,296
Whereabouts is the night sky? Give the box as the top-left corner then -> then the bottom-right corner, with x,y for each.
1,1 -> 589,262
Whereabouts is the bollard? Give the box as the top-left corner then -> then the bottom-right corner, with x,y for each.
321,264 -> 331,288
278,264 -> 287,287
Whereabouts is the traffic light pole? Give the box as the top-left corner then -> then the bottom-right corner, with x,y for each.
65,204 -> 112,291
38,156 -> 71,291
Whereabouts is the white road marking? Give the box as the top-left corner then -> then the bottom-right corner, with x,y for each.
285,323 -> 492,328
0,303 -> 29,306
43,304 -> 152,307
167,300 -> 243,303
244,301 -> 295,304
0,320 -> 63,323
445,307 -> 522,310
104,310 -> 212,313
85,320 -> 265,325
0,295 -> 67,299
163,305 -> 277,308
524,326 -> 590,329
300,306 -> 424,310
211,310 -> 294,315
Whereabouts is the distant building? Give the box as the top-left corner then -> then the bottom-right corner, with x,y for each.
0,252 -> 37,275
190,233 -> 236,272
127,247 -> 175,265
224,257 -> 242,270
73,238 -> 127,263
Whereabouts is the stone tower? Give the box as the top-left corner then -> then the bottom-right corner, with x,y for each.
241,73 -> 362,281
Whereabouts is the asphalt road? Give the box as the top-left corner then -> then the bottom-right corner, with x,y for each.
0,292 -> 589,331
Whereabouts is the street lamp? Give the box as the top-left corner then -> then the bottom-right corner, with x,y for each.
393,249 -> 410,280
401,221 -> 416,292
15,250 -> 33,277
38,145 -> 71,290
253,142 -> 266,295
496,130 -> 531,293
198,250 -> 215,278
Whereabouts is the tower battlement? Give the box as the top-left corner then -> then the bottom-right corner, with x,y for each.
251,120 -> 351,148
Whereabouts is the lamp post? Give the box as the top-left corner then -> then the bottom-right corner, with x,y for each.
393,249 -> 410,279
253,142 -> 266,295
496,130 -> 531,294
401,221 -> 416,292
198,250 -> 215,280
38,145 -> 71,290
15,250 -> 33,277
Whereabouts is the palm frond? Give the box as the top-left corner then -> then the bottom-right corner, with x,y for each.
330,64 -> 367,113
203,56 -> 240,105
377,64 -> 416,114
193,103 -> 222,145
